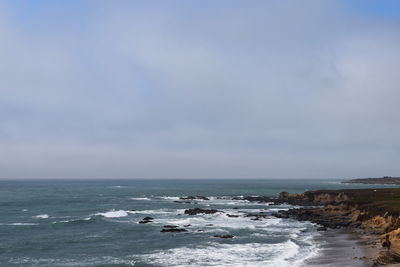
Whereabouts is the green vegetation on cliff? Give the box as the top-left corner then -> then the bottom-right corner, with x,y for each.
306,188 -> 400,216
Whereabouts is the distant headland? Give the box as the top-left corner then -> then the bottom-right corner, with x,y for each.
342,176 -> 400,184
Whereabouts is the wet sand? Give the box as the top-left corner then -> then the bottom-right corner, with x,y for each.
304,228 -> 380,267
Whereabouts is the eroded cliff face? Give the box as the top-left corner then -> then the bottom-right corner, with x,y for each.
306,192 -> 352,204
278,191 -> 352,205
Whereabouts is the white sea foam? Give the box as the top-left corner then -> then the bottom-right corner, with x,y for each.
95,210 -> 129,218
139,239 -> 318,267
158,196 -> 180,200
35,214 -> 50,219
128,209 -> 185,215
130,197 -> 151,201
158,212 -> 282,230
0,223 -> 38,226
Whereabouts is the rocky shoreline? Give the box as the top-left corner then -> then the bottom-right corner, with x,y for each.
266,189 -> 400,266
136,189 -> 400,265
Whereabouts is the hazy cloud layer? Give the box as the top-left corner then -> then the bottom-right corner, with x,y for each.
1,0 -> 400,178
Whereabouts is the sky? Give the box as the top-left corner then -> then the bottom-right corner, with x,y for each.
0,0 -> 400,179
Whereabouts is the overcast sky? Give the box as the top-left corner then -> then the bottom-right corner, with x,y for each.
1,0 -> 400,179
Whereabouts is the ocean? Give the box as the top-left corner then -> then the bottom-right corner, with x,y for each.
0,179 -> 397,267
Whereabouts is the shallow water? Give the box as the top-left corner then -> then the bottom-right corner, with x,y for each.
0,179 -> 397,266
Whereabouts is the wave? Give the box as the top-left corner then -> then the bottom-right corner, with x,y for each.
34,214 -> 50,219
0,223 -> 38,226
138,239 -> 318,267
94,209 -> 183,219
130,197 -> 151,201
95,210 -> 129,218
53,217 -> 93,224
128,209 -> 185,215
158,211 -> 283,231
158,196 -> 180,200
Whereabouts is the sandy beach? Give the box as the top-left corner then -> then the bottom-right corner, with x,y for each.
304,228 -> 381,267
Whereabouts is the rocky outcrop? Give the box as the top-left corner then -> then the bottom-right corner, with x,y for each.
273,188 -> 400,265
180,196 -> 210,200
184,208 -> 221,215
274,205 -> 353,228
138,216 -> 154,224
161,228 -> 187,233
163,225 -> 179,229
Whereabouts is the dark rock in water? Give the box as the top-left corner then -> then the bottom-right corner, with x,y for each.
206,224 -> 213,226
163,225 -> 178,228
214,234 -> 234,239
180,196 -> 210,201
233,207 -> 239,209
139,216 -> 154,224
184,224 -> 192,227
184,208 -> 221,215
245,213 -> 269,219
317,227 -> 327,231
130,209 -> 136,211
161,228 -> 188,233
251,218 -> 261,221
226,214 -> 239,218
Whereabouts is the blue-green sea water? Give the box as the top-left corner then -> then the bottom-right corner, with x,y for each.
1,179 -> 398,267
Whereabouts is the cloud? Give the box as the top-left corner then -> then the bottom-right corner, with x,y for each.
0,1 -> 399,178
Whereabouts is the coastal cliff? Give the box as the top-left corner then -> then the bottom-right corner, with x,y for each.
276,188 -> 400,265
